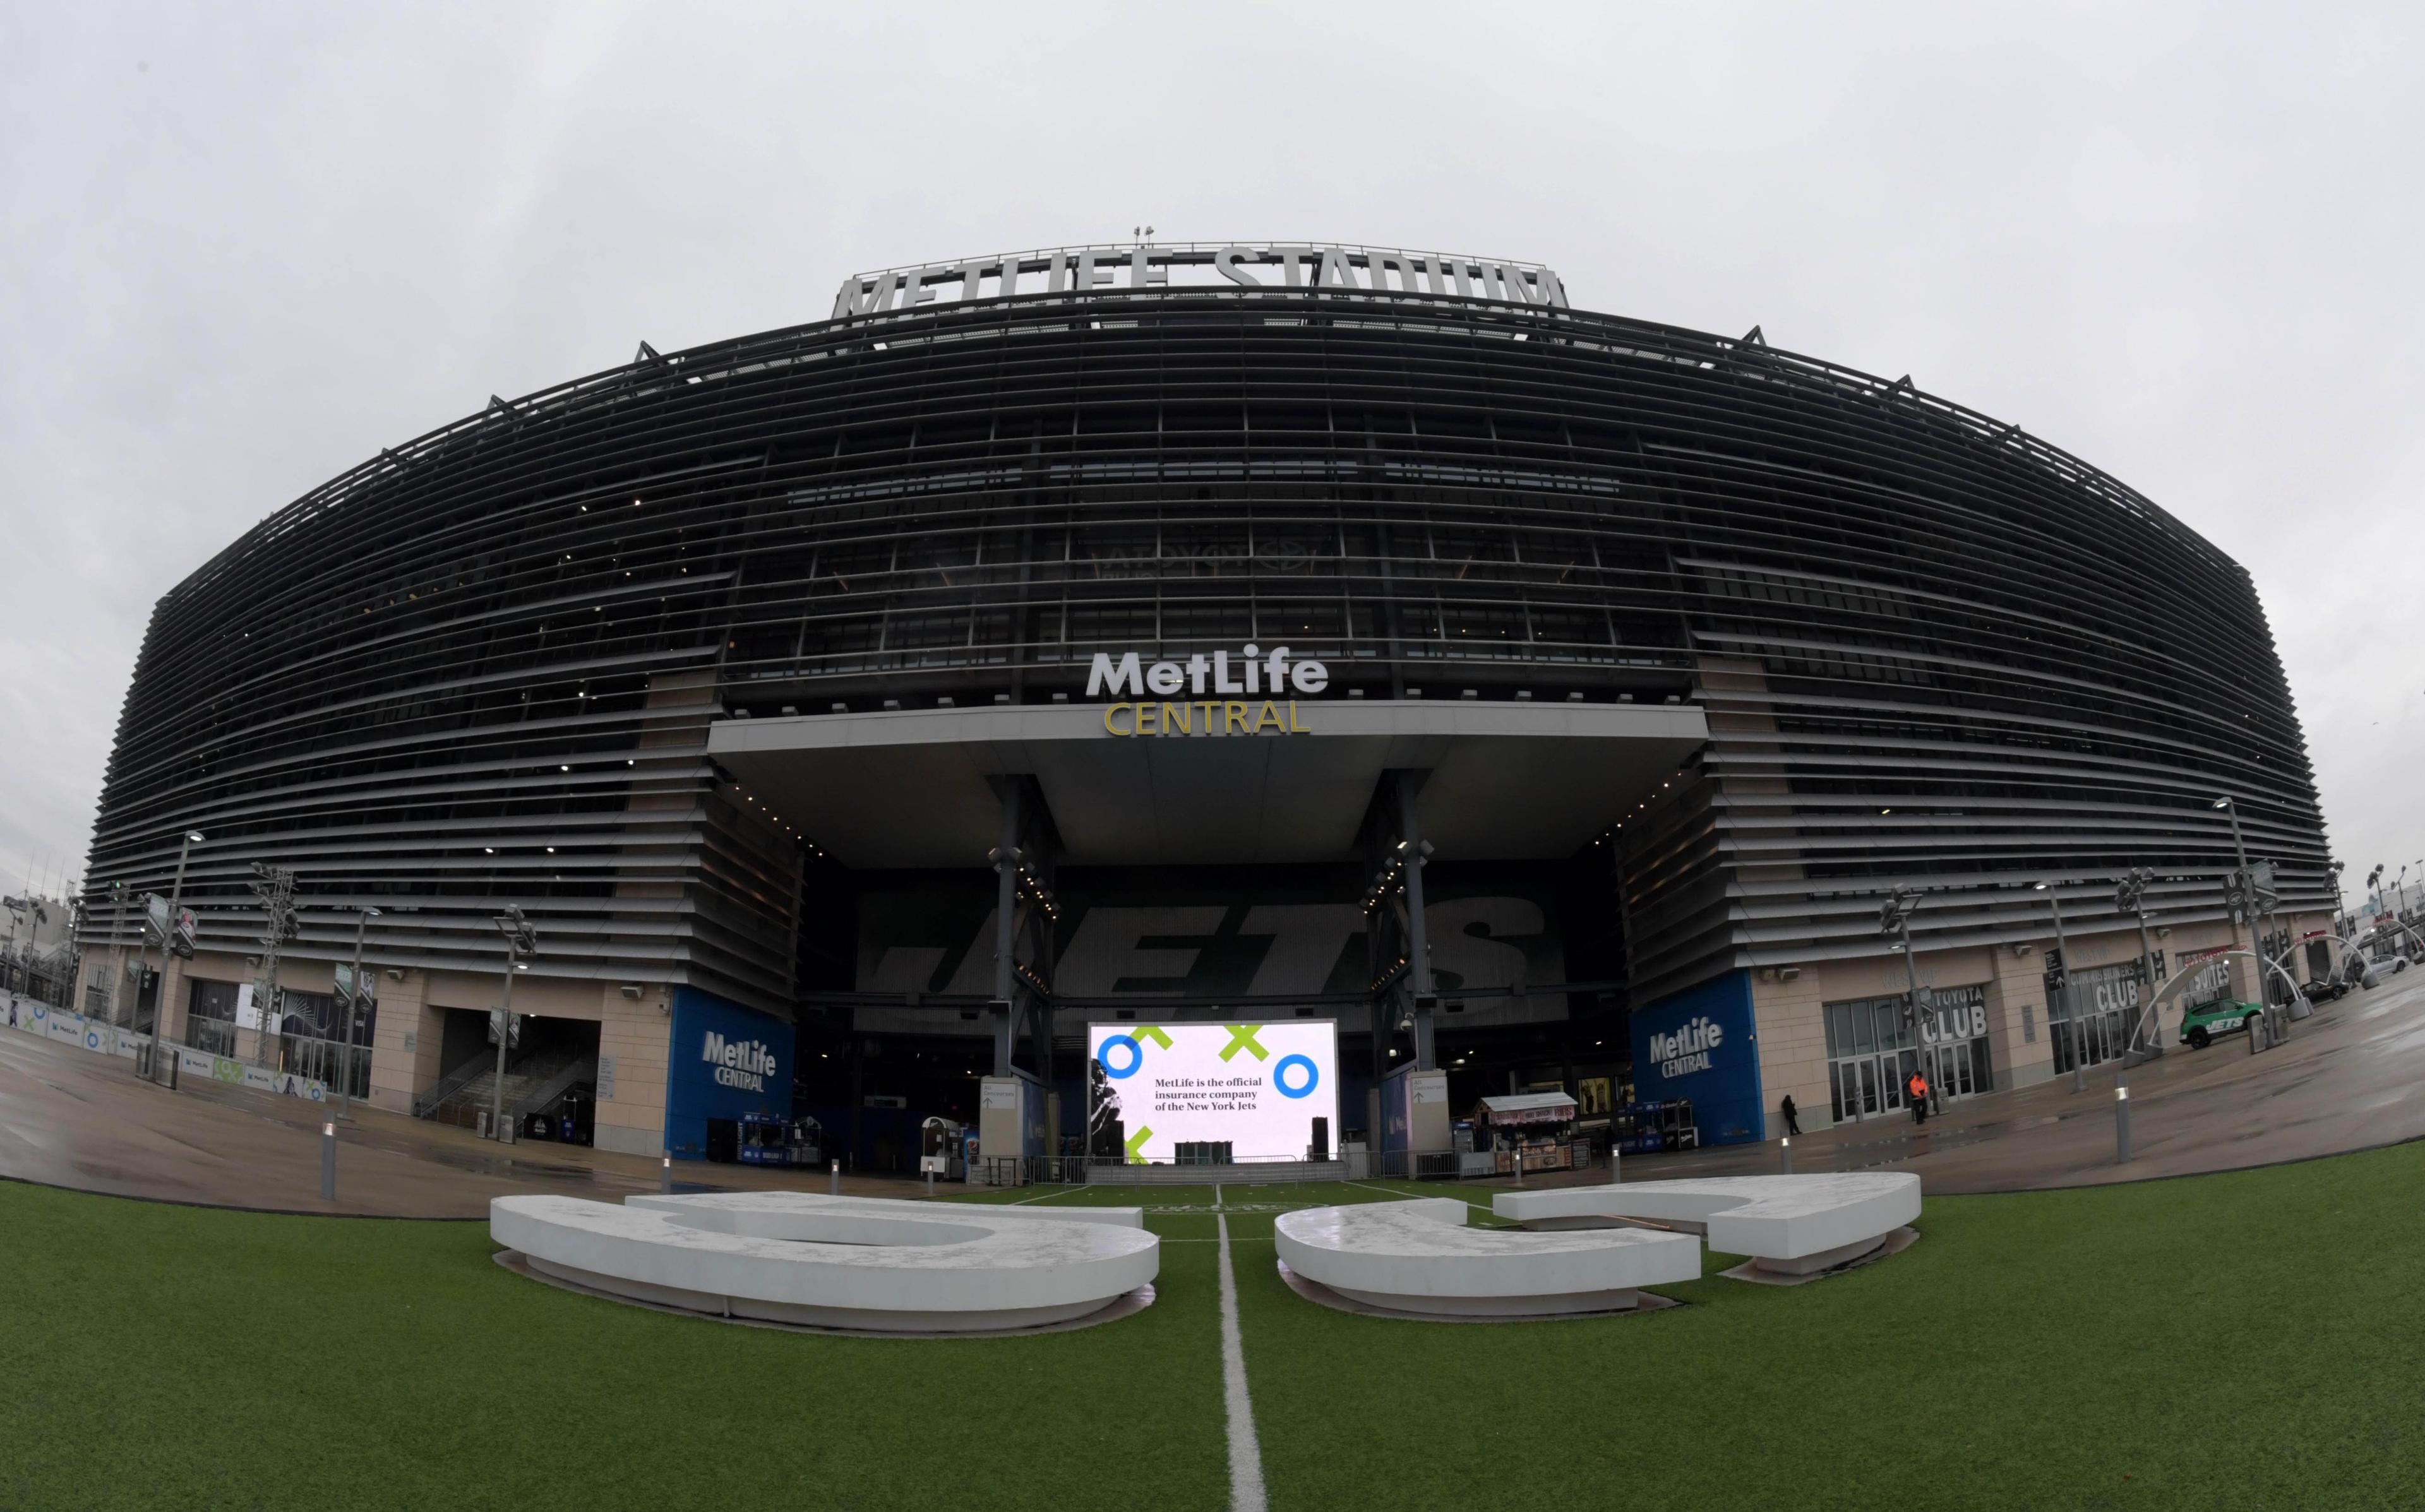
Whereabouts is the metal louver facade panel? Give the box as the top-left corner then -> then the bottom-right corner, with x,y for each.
80,277 -> 2328,1010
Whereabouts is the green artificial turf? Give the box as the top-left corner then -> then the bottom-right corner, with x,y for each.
4,1150 -> 2421,1511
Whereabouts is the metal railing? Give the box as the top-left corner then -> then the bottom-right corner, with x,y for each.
410,1056 -> 493,1119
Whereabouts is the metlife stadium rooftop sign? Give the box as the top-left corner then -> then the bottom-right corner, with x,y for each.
834,242 -> 1569,319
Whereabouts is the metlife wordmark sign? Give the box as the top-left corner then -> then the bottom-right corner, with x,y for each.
665,986 -> 795,1160
1089,644 -> 1329,739
1629,970 -> 1765,1146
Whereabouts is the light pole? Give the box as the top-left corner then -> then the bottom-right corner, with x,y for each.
2115,868 -> 2159,1056
149,830 -> 203,1085
106,881 -> 129,1027
1878,887 -> 1932,1115
2035,880 -> 2085,1093
337,906 -> 380,1121
488,904 -> 539,1141
2212,796 -> 2266,1000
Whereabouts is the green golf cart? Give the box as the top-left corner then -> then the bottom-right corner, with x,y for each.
2179,998 -> 2263,1049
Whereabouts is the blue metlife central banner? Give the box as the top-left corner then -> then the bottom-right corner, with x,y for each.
665,986 -> 794,1160
1629,970 -> 1764,1146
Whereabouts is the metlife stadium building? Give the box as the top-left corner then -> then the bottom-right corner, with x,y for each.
78,242 -> 2335,1164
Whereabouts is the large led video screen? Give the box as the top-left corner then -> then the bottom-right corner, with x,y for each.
1086,1021 -> 1338,1164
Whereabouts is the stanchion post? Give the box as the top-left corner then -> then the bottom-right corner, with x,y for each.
925,1169 -> 935,1198
660,1153 -> 672,1193
1607,1143 -> 1620,1186
320,1120 -> 337,1201
2115,1076 -> 2133,1163
829,1157 -> 841,1196
1781,1134 -> 1793,1175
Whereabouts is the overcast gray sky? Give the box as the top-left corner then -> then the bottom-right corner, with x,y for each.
4,2 -> 2420,910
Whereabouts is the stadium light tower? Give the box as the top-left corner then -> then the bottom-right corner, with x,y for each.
488,904 -> 539,1141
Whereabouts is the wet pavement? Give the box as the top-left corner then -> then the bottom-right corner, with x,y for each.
1549,967 -> 2425,1195
7,968 -> 2424,1214
0,1014 -> 923,1217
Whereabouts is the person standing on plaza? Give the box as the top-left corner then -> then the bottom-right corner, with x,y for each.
1907,1069 -> 1930,1126
1780,1094 -> 1802,1137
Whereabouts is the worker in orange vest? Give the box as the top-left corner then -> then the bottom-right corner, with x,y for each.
1907,1068 -> 1930,1126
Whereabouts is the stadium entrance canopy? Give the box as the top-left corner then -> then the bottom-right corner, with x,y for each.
707,698 -> 1708,867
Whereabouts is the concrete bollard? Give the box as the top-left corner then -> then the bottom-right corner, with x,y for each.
829,1158 -> 841,1196
2115,1077 -> 2133,1163
1780,1135 -> 1793,1175
320,1121 -> 337,1201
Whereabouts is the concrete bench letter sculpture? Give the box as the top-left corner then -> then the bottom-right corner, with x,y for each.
1495,1173 -> 1920,1277
1272,1196 -> 1702,1318
491,1191 -> 1158,1334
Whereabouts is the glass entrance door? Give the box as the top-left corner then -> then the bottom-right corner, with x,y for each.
1824,996 -> 1918,1122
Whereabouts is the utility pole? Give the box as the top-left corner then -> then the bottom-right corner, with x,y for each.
488,904 -> 539,1141
337,906 -> 381,1120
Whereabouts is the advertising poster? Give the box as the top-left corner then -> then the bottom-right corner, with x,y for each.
1086,1020 -> 1336,1164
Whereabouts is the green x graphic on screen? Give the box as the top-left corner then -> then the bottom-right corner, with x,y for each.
1125,1126 -> 1154,1165
1136,1026 -> 1173,1049
1219,1025 -> 1269,1062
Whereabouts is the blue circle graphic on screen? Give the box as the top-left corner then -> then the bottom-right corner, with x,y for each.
1098,1034 -> 1144,1079
1272,1054 -> 1319,1099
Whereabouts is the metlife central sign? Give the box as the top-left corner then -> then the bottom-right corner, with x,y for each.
1629,970 -> 1765,1147
1087,643 -> 1329,739
665,986 -> 794,1160
835,242 -> 1569,319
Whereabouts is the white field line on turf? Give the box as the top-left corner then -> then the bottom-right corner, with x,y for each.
1215,1213 -> 1269,1512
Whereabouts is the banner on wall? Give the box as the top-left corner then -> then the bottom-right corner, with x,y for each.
2,1003 -> 326,1102
1627,970 -> 1765,1146
664,986 -> 795,1161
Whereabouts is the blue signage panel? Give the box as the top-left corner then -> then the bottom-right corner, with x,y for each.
665,986 -> 794,1160
1629,970 -> 1764,1146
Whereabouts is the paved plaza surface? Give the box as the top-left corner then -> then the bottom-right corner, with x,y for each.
0,1014 -> 922,1217
6,969 -> 2424,1216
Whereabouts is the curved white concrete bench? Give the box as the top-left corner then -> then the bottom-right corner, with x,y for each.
1272,1198 -> 1701,1318
1495,1174 -> 1919,1276
491,1192 -> 1158,1334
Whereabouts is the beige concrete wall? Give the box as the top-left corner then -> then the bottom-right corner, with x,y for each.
366,970 -> 440,1114
1748,968 -> 1831,1138
596,984 -> 674,1156
1983,944 -> 2056,1089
